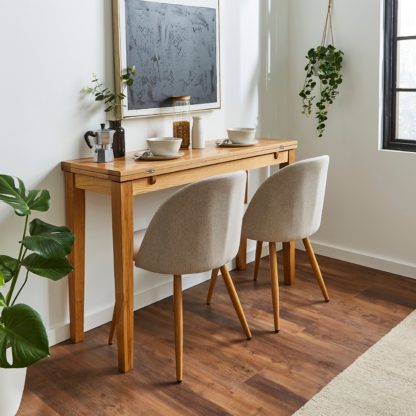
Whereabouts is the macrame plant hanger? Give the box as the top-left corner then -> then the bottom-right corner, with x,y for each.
321,0 -> 334,47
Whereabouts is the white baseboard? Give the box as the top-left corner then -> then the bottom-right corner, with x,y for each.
297,239 -> 416,280
47,245 -> 267,346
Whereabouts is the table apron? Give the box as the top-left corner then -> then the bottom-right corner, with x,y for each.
73,151 -> 288,196
132,151 -> 288,196
75,174 -> 112,195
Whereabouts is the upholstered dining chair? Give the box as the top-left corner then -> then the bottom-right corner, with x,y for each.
206,156 -> 330,332
109,172 -> 252,383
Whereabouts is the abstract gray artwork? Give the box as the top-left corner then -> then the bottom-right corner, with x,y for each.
125,0 -> 218,111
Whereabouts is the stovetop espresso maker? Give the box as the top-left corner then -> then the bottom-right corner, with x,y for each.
84,123 -> 115,163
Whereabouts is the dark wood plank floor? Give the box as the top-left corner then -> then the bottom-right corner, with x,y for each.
19,250 -> 416,415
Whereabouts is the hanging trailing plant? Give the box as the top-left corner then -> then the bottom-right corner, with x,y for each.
299,0 -> 344,137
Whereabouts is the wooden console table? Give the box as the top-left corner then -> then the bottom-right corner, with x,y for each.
61,138 -> 297,372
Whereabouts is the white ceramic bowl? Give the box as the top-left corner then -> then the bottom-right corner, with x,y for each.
146,137 -> 182,156
227,128 -> 256,144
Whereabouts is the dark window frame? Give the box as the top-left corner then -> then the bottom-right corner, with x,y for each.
383,0 -> 416,152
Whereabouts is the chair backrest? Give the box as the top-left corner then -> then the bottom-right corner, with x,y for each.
242,156 -> 329,243
136,171 -> 246,275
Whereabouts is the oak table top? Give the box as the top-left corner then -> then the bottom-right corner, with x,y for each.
61,138 -> 298,181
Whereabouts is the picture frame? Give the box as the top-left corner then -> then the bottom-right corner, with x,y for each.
112,0 -> 221,119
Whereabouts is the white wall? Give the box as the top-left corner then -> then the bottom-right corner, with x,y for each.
0,0 -> 286,345
258,0 -> 290,139
287,0 -> 416,277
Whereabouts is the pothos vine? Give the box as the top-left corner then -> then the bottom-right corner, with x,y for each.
299,0 -> 344,137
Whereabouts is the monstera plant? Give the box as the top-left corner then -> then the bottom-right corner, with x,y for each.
0,174 -> 74,368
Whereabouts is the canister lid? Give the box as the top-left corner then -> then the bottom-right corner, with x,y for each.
171,95 -> 191,101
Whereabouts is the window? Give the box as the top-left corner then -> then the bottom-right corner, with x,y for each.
383,0 -> 416,152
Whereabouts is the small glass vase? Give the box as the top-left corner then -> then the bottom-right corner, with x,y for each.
109,120 -> 125,158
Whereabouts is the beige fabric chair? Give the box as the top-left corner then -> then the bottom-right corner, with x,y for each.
207,156 -> 330,332
109,172 -> 252,383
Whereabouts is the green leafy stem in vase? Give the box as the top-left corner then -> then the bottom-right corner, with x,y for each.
299,45 -> 344,138
0,175 -> 74,368
81,66 -> 137,114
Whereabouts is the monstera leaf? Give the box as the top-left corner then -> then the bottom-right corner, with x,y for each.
0,255 -> 19,283
22,219 -> 74,259
0,304 -> 49,368
22,254 -> 72,280
0,174 -> 50,216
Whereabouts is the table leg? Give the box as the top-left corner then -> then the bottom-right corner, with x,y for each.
244,170 -> 249,204
111,181 -> 134,373
236,237 -> 247,270
64,172 -> 86,343
282,242 -> 295,285
281,149 -> 296,285
236,171 -> 249,270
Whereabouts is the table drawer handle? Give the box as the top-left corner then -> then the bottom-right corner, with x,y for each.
148,176 -> 157,185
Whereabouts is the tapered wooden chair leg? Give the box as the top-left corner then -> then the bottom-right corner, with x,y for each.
206,268 -> 220,305
173,275 -> 183,383
269,242 -> 280,332
108,305 -> 117,345
220,265 -> 252,340
253,241 -> 263,281
303,238 -> 330,302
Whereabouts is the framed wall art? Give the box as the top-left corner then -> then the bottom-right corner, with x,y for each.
113,0 -> 221,118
